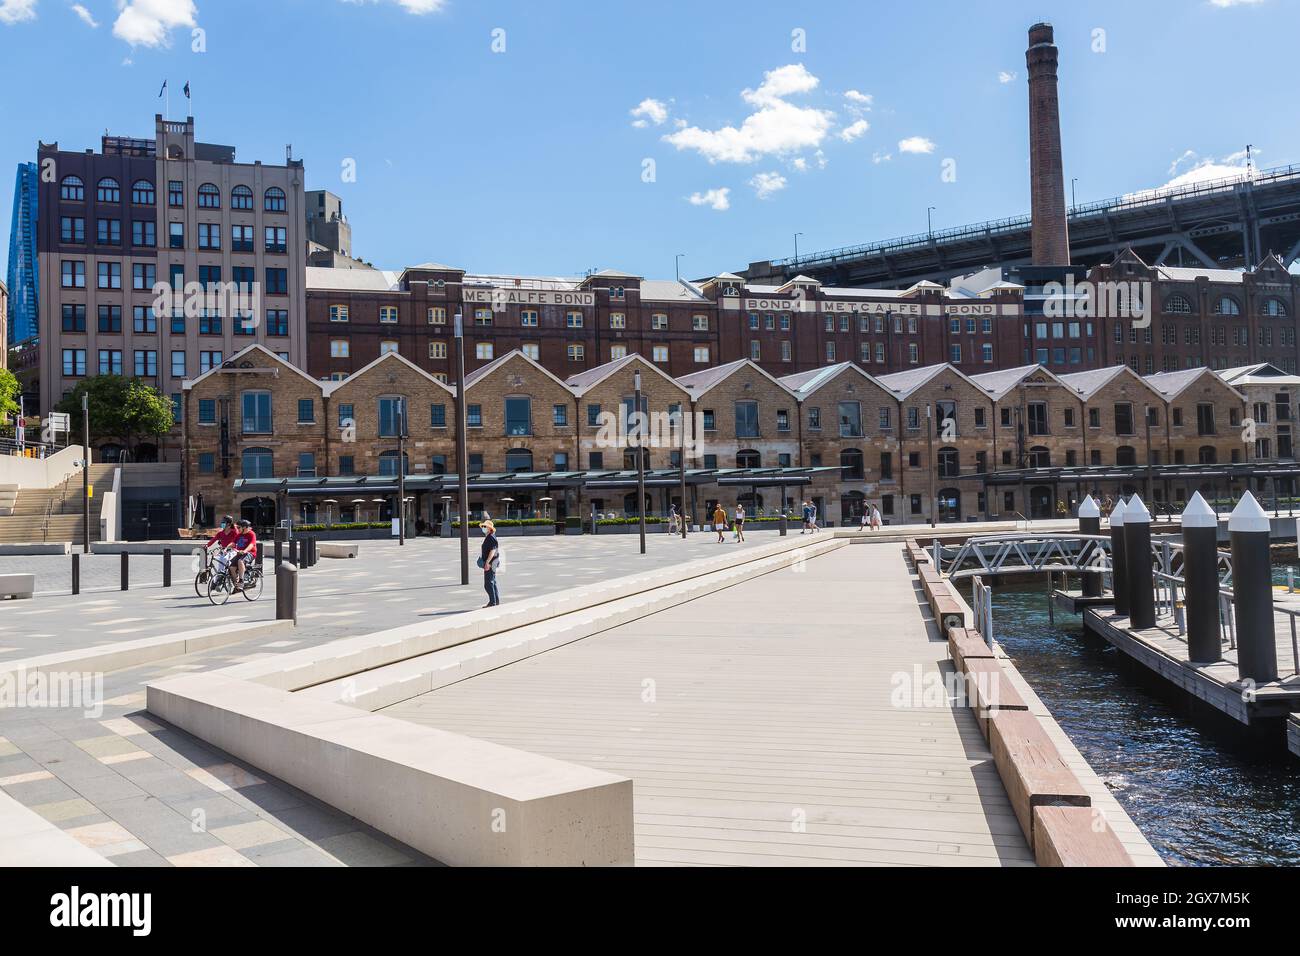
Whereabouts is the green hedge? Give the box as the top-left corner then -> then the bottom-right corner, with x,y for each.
596,516 -> 667,526
452,518 -> 555,528
293,522 -> 389,531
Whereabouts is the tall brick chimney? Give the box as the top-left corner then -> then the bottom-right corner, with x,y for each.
1026,22 -> 1070,265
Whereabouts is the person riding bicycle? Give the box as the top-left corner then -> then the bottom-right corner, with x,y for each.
206,515 -> 238,552
230,519 -> 259,592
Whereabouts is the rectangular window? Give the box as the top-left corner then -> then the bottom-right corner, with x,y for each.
467,404 -> 482,428
610,312 -> 625,329
96,219 -> 121,245
609,345 -> 627,360
266,310 -> 289,336
378,397 -> 406,437
200,351 -> 222,373
587,404 -> 601,427
265,226 -> 287,253
1114,403 -> 1134,435
62,349 -> 87,377
168,181 -> 183,207
566,311 -> 584,328
553,404 -> 569,427
653,314 -> 668,330
198,399 -> 216,424
750,340 -> 761,361
428,307 -> 447,325
338,456 -> 355,476
522,343 -> 540,360
337,403 -> 354,427
735,400 -> 759,438
198,222 -> 220,249
694,346 -> 710,364
520,310 -> 538,327
265,268 -> 288,295
232,225 -> 254,252
693,315 -> 709,331
428,340 -> 446,359
242,391 -> 272,433
297,398 -> 315,424
505,397 -> 532,436
430,403 -> 447,428
97,305 -> 122,333
169,221 -> 184,248
567,343 -> 584,361
808,407 -> 821,430
170,350 -> 185,377
61,216 -> 85,243
379,306 -> 399,323
331,339 -> 350,358
97,349 -> 123,375
476,342 -> 494,360
838,402 -> 862,438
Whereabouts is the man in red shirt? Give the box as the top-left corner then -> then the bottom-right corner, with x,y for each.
206,515 -> 238,551
231,519 -> 258,591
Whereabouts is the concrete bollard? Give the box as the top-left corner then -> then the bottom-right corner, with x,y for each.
1108,497 -> 1130,616
275,561 -> 298,623
1123,494 -> 1155,629
1229,492 -> 1279,684
163,548 -> 172,588
780,510 -> 788,537
120,552 -> 129,591
1182,492 -> 1222,663
1079,494 -> 1102,598
71,553 -> 80,596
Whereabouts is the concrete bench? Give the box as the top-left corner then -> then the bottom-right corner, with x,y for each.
961,657 -> 1030,738
989,709 -> 1090,848
319,543 -> 360,559
1032,805 -> 1134,867
0,574 -> 35,600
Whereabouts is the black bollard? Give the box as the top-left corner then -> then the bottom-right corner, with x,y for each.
120,552 -> 129,591
779,509 -> 787,537
1109,497 -> 1129,616
307,537 -> 316,567
1182,492 -> 1222,663
71,553 -> 79,596
1079,494 -> 1102,598
275,561 -> 298,623
290,538 -> 300,567
163,548 -> 172,588
1123,494 -> 1156,629
1230,492 -> 1279,684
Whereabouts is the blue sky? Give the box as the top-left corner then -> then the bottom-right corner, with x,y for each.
1,0 -> 1296,280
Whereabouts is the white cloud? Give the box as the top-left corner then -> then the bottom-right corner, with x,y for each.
792,157 -> 807,172
1128,149 -> 1255,199
342,0 -> 447,12
998,70 -> 1017,84
898,136 -> 936,154
663,64 -> 834,164
1209,0 -> 1264,7
844,89 -> 872,107
840,119 -> 869,143
687,188 -> 730,211
72,3 -> 98,26
0,0 -> 37,24
113,0 -> 197,47
749,171 -> 786,199
630,98 -> 669,129
872,150 -> 892,164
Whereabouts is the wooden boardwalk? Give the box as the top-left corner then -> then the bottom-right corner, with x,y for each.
383,542 -> 1036,866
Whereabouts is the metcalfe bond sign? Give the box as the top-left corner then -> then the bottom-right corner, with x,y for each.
463,288 -> 596,307
743,297 -> 997,315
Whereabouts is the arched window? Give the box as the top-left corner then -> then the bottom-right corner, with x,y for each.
736,449 -> 761,469
1163,293 -> 1193,314
131,180 -> 155,205
231,185 -> 254,210
197,183 -> 221,209
1266,299 -> 1289,317
378,450 -> 409,476
1214,296 -> 1241,316
264,186 -> 287,212
1028,445 -> 1051,468
937,446 -> 959,478
840,448 -> 865,480
60,175 -> 84,201
241,447 -> 273,479
96,177 -> 120,203
505,448 -> 534,473
1198,446 -> 1217,465
1116,445 -> 1136,466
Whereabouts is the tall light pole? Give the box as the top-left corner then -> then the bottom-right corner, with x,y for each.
397,397 -> 406,546
454,313 -> 469,585
81,391 -> 90,554
675,253 -> 685,282
678,400 -> 687,539
926,206 -> 936,238
793,232 -> 803,264
634,369 -> 646,555
1071,177 -> 1078,211
926,404 -> 936,529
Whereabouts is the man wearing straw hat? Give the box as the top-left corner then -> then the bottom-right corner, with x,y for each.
478,518 -> 501,607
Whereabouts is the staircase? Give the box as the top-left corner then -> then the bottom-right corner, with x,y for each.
0,464 -> 117,544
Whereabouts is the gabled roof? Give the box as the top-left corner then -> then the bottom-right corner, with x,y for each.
582,269 -> 641,281
778,362 -> 884,399
640,279 -> 708,303
564,353 -> 689,398
305,267 -> 401,292
1217,363 -> 1300,387
874,362 -> 982,399
403,261 -> 464,274
675,358 -> 798,401
182,343 -> 323,393
1144,366 -> 1243,402
775,274 -> 821,294
323,349 -> 453,397
1057,364 -> 1163,401
462,348 -> 573,393
969,364 -> 1068,401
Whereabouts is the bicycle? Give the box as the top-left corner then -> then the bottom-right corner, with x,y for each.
194,547 -> 214,598
206,548 -> 264,605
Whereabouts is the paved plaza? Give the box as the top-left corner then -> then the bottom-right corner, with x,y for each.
0,531 -> 785,866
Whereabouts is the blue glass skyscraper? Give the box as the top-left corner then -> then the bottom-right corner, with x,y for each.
6,161 -> 38,345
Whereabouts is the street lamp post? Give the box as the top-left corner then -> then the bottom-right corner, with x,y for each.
454,313 -> 469,585
926,404 -> 936,529
397,398 -> 406,546
81,391 -> 90,554
1071,177 -> 1078,211
634,370 -> 646,555
793,232 -> 803,264
678,401 -> 688,539
927,206 -> 936,238
675,253 -> 685,282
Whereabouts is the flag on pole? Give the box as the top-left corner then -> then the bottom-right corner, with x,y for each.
158,79 -> 167,98
183,81 -> 190,99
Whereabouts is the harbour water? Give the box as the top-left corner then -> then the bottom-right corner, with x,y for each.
990,583 -> 1300,866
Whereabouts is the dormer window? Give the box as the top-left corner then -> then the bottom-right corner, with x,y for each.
722,285 -> 738,296
611,286 -> 625,299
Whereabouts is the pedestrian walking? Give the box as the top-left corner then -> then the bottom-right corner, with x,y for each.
801,500 -> 812,534
668,503 -> 679,535
859,510 -> 869,531
713,503 -> 727,543
479,519 -> 501,607
734,503 -> 746,542
870,504 -> 882,530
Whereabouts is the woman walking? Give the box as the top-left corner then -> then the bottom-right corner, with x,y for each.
713,503 -> 727,543
480,519 -> 501,608
870,503 -> 882,530
734,503 -> 746,543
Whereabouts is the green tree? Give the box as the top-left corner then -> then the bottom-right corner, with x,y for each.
57,375 -> 175,456
0,368 -> 19,422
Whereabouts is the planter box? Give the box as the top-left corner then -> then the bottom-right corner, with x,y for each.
522,525 -> 555,536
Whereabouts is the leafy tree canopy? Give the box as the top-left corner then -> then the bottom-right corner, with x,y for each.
56,375 -> 174,452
